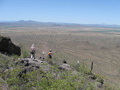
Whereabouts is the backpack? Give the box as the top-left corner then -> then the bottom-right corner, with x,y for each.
30,50 -> 35,54
48,52 -> 51,55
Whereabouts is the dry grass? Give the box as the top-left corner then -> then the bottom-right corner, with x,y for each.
0,26 -> 120,85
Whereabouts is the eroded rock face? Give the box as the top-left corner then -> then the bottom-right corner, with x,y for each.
0,36 -> 21,56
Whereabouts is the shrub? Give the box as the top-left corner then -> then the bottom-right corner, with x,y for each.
19,44 -> 29,58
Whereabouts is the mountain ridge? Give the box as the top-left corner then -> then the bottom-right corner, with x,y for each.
0,20 -> 120,28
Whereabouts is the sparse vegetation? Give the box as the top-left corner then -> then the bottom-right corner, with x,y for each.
19,43 -> 29,58
0,50 -> 119,90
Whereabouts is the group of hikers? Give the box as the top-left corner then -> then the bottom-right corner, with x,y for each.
30,44 -> 52,61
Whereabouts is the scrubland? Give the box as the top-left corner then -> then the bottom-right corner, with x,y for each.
0,26 -> 120,86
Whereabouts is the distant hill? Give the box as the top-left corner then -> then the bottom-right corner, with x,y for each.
0,20 -> 81,28
0,20 -> 120,28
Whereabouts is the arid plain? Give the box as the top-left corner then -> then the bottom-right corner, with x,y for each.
0,25 -> 120,85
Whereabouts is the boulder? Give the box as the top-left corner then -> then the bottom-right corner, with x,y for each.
0,36 -> 21,56
59,64 -> 71,70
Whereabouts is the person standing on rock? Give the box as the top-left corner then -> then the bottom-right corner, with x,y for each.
30,44 -> 36,59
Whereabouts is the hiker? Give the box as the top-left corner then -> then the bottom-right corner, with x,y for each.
48,49 -> 52,64
30,44 -> 36,59
48,49 -> 52,59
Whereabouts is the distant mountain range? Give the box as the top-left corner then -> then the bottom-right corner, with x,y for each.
0,20 -> 120,28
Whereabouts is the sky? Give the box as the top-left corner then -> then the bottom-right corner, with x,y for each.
0,0 -> 120,25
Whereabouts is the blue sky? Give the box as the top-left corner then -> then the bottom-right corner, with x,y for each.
0,0 -> 120,24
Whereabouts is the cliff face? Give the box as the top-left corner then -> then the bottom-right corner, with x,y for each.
0,36 -> 21,56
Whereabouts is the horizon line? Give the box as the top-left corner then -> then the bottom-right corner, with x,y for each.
0,20 -> 120,26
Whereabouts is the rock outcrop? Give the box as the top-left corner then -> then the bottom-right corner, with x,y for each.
21,58 -> 43,68
59,64 -> 71,70
17,58 -> 51,77
59,60 -> 71,70
0,36 -> 21,56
